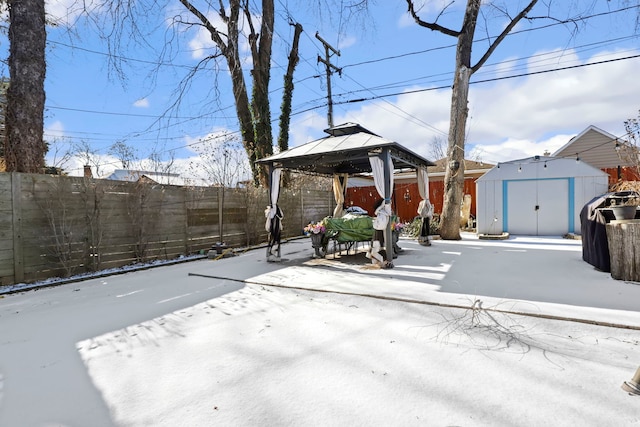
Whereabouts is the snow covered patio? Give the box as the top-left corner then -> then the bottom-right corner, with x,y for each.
1,233 -> 639,426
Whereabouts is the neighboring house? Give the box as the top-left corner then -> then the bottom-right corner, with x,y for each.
105,169 -> 209,187
476,156 -> 609,236
552,125 -> 639,184
422,158 -> 494,217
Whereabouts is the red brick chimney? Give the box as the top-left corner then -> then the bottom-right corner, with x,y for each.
83,165 -> 92,178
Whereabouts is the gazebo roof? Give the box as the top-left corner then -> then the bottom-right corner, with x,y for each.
256,123 -> 435,175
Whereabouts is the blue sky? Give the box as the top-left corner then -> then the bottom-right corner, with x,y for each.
2,0 -> 639,181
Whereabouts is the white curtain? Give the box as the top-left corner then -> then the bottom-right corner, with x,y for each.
417,166 -> 429,200
332,173 -> 348,217
369,155 -> 394,201
264,168 -> 282,231
416,166 -> 433,219
369,151 -> 394,262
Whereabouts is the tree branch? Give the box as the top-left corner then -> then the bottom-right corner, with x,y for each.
471,0 -> 539,73
177,0 -> 228,53
405,0 -> 460,37
242,0 -> 259,62
218,0 -> 228,23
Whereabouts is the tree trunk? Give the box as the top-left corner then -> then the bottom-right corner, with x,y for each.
250,0 -> 275,186
440,65 -> 471,240
439,0 -> 479,240
229,56 -> 256,182
277,22 -> 303,189
606,221 -> 640,282
223,2 -> 258,185
5,0 -> 46,173
277,22 -> 303,154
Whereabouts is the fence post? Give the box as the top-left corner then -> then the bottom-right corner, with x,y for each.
182,187 -> 189,255
11,172 -> 24,282
218,186 -> 223,244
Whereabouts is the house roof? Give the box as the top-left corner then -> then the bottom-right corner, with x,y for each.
552,125 -> 635,169
430,157 -> 494,174
105,169 -> 209,187
255,123 -> 435,175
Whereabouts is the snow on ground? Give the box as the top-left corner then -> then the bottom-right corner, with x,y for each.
1,233 -> 640,426
78,285 -> 639,426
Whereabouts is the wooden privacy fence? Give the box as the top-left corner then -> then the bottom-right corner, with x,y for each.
0,173 -> 333,287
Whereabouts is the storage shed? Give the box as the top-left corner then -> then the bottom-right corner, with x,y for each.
476,156 -> 609,236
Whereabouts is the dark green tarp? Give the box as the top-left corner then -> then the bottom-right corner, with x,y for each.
323,214 -> 374,243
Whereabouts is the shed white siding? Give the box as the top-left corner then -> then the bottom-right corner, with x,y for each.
476,156 -> 608,236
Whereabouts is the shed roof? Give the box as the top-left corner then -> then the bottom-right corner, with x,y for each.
477,155 -> 608,182
256,123 -> 435,175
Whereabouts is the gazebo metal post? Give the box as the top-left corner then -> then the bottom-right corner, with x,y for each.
383,148 -> 394,263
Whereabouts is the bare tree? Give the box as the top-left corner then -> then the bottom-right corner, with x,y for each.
611,110 -> 640,190
39,177 -> 80,276
190,133 -> 249,187
189,132 -> 249,243
406,0 -> 541,239
68,0 -> 378,189
83,0 -> 304,186
624,110 -> 640,154
0,77 -> 8,159
277,21 -> 303,154
46,137 -> 75,172
428,135 -> 447,161
109,140 -> 137,169
174,1 -> 306,186
145,145 -> 177,182
73,140 -> 103,177
4,0 -> 47,173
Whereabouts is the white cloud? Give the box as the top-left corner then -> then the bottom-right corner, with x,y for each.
56,154 -> 115,178
45,120 -> 66,139
44,121 -> 75,171
469,134 -> 571,164
467,49 -> 639,143
188,20 -> 225,60
46,0 -> 100,28
133,98 -> 149,108
182,127 -> 239,154
337,35 -> 357,50
397,12 -> 415,29
289,110 -> 328,148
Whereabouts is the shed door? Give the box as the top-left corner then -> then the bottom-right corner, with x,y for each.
506,179 -> 569,235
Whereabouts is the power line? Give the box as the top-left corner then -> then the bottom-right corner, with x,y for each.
333,53 -> 640,106
332,35 -> 639,99
45,44 -> 640,159
42,3 -> 640,172
341,4 -> 640,70
57,48 -> 640,176
44,7 -> 639,127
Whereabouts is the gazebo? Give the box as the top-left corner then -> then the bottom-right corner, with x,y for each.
256,123 -> 436,265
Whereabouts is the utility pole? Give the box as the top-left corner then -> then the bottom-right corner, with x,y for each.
315,32 -> 341,128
